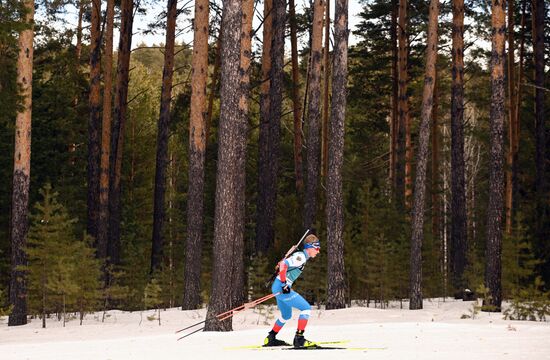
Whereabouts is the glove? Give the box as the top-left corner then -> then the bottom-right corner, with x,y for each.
282,283 -> 291,294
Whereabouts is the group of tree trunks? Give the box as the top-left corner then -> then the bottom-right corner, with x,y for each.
7,0 -> 546,327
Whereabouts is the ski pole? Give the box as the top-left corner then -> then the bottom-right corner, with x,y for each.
176,292 -> 280,339
264,229 -> 310,287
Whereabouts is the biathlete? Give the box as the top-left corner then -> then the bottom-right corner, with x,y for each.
264,234 -> 321,347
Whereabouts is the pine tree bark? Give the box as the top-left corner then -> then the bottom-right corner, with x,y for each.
409,0 -> 438,311
255,0 -> 273,253
256,0 -> 285,254
109,0 -> 134,266
182,0 -> 209,311
532,0 -> 547,274
450,0 -> 467,296
431,73 -> 440,263
390,0 -> 398,190
75,0 -> 84,62
204,0 -> 243,332
232,0 -> 254,307
396,0 -> 408,209
151,0 -> 178,274
484,0 -> 505,312
88,0 -> 102,249
303,0 -> 325,230
504,0 -> 515,235
9,0 -> 34,326
98,0 -> 115,266
289,0 -> 304,194
326,0 -> 348,310
321,0 -> 330,179
206,36 -> 221,141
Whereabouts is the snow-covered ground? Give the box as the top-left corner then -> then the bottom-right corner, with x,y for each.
1,298 -> 549,359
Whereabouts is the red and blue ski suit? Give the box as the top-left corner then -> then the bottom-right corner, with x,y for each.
271,250 -> 311,332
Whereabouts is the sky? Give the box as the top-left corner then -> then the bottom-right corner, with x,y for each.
44,0 -> 365,50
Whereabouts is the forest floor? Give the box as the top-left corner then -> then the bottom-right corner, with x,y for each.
1,298 -> 549,359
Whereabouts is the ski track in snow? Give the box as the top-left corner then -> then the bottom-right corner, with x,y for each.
1,299 -> 549,360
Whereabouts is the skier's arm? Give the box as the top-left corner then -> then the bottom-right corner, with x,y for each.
278,259 -> 289,283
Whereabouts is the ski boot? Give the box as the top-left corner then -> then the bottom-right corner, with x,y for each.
293,330 -> 316,348
264,330 -> 290,347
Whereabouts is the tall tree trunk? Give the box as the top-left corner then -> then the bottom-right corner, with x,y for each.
255,0 -> 273,253
326,0 -> 348,310
390,0 -> 398,190
450,0 -> 467,296
396,0 -> 408,209
303,0 -> 325,230
206,36 -> 221,141
182,0 -> 209,311
532,0 -> 547,278
98,0 -> 115,266
431,74 -> 440,278
109,0 -> 134,266
409,0 -> 438,311
256,0 -> 285,254
232,0 -> 254,307
9,0 -> 34,326
289,0 -> 304,193
321,0 -> 330,179
204,0 -> 243,332
504,0 -> 516,235
75,0 -> 84,62
513,1 -> 526,212
88,0 -> 102,250
151,0 -> 178,274
484,0 -> 505,312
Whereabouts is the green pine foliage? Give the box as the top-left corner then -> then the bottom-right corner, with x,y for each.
0,287 -> 12,317
247,255 -> 271,300
348,183 -> 408,306
502,214 -> 541,298
24,184 -> 102,327
102,266 -> 130,322
144,279 -> 162,325
504,277 -> 550,321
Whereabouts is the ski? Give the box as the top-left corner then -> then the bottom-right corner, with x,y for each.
225,340 -> 388,351
225,340 -> 349,350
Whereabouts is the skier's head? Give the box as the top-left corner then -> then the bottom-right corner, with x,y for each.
304,234 -> 320,258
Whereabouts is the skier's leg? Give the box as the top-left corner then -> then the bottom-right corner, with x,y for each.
265,281 -> 292,346
287,292 -> 313,347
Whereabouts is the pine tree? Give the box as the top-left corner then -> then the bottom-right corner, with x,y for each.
9,0 -> 34,327
25,184 -> 101,328
144,278 -> 162,325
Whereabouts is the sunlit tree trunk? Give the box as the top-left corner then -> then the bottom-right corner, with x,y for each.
484,0 -> 505,312
409,0 -> 438,311
303,0 -> 325,230
326,0 -> 348,310
231,0 -> 254,307
9,0 -> 34,327
183,0 -> 209,310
